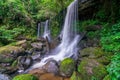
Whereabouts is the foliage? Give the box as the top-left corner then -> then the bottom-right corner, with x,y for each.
0,25 -> 25,44
101,22 -> 120,52
79,20 -> 99,31
107,53 -> 120,80
100,22 -> 120,80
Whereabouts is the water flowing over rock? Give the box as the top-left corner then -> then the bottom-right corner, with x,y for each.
37,20 -> 51,41
32,0 -> 80,69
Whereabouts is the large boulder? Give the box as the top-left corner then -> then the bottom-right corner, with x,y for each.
42,60 -> 59,74
77,58 -> 107,80
12,74 -> 38,80
0,45 -> 24,63
59,58 -> 75,77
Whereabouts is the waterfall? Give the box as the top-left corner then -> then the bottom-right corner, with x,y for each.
37,20 -> 51,41
37,23 -> 41,38
43,20 -> 51,41
32,0 -> 80,68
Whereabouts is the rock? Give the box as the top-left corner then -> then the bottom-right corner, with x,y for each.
85,25 -> 102,31
42,60 -> 59,74
0,45 -> 24,63
0,74 -> 12,80
12,74 -> 38,80
31,53 -> 41,61
17,56 -> 33,71
78,0 -> 100,20
79,47 -> 112,65
29,69 -> 70,80
80,47 -> 105,58
77,58 -> 107,80
59,58 -> 75,77
31,42 -> 43,51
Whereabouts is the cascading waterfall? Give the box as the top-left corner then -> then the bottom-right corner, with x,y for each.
32,0 -> 80,68
37,20 -> 51,41
42,20 -> 51,41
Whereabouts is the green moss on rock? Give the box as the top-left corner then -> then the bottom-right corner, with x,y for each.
60,58 -> 75,77
77,58 -> 107,80
0,45 -> 24,63
12,74 -> 38,80
80,47 -> 105,58
71,72 -> 82,80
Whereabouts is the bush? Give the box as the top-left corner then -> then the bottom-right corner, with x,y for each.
100,22 -> 120,80
0,25 -> 25,44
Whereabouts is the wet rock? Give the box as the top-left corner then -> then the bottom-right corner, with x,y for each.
31,42 -> 43,51
0,74 -> 12,80
29,69 -> 70,80
31,53 -> 41,61
60,58 -> 75,77
42,60 -> 59,74
17,56 -> 33,71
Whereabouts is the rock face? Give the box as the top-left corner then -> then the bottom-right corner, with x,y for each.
59,58 -> 75,77
78,0 -> 100,20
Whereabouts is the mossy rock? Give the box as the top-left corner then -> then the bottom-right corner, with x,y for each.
77,58 -> 107,80
71,72 -> 82,80
0,45 -> 24,63
80,47 -> 105,58
12,74 -> 38,80
60,58 -> 75,77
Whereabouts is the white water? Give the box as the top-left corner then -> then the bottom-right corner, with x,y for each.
32,0 -> 80,68
37,20 -> 51,41
43,20 -> 51,41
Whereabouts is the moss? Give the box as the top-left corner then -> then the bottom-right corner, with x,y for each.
103,75 -> 111,80
12,74 -> 38,80
80,47 -> 107,58
0,45 -> 24,63
71,72 -> 82,80
12,60 -> 18,67
0,45 -> 23,54
77,58 -> 107,80
60,58 -> 75,77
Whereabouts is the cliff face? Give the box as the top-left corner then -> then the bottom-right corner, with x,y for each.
78,0 -> 100,20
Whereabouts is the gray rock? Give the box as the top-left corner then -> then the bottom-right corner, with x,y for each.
0,74 -> 11,80
42,59 -> 59,74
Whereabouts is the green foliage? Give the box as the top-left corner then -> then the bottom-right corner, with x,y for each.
107,53 -> 120,80
12,74 -> 38,80
0,25 -> 25,44
101,22 -> 120,52
101,22 -> 120,80
79,20 -> 99,31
